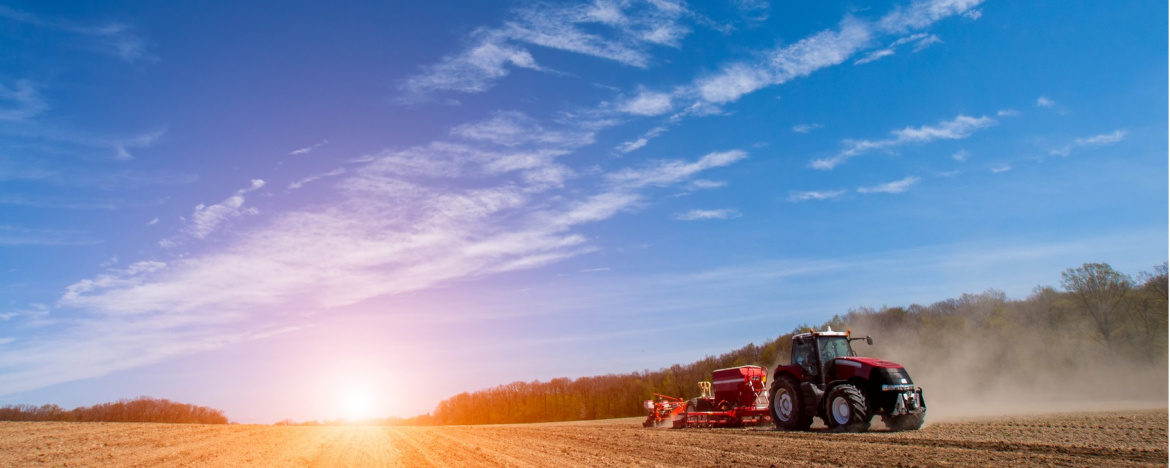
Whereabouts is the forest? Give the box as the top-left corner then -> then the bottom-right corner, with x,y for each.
419,262 -> 1168,425
0,396 -> 229,424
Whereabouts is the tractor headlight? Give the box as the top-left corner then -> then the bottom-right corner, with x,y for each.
882,384 -> 915,392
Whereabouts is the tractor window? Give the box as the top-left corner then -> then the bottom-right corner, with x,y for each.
817,336 -> 855,361
791,339 -> 817,376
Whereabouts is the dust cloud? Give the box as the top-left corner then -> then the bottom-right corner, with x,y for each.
847,316 -> 1168,423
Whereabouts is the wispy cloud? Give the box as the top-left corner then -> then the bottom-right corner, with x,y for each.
290,140 -> 329,156
451,111 -> 593,148
61,145 -> 733,317
160,180 -> 266,245
698,18 -> 873,104
619,90 -> 674,116
688,179 -> 727,190
0,80 -> 48,121
616,125 -> 668,153
788,189 -> 847,202
694,0 -> 980,105
187,179 -> 265,239
853,48 -> 895,65
989,164 -> 1011,173
674,208 -> 742,220
811,114 -> 996,169
877,0 -> 984,33
400,32 -> 542,97
288,168 -> 346,190
792,123 -> 823,134
1049,129 -> 1127,156
400,1 -> 691,99
732,0 -> 771,23
1074,129 -> 1127,146
0,5 -> 151,62
0,303 -> 50,325
401,0 -> 983,123
113,130 -> 164,160
94,135 -> 718,302
607,150 -> 747,187
853,33 -> 941,65
1035,96 -> 1055,107
951,149 -> 970,162
857,176 -> 920,194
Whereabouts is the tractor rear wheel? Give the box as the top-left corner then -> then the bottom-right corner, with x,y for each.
883,410 -> 925,431
769,377 -> 812,431
825,384 -> 870,432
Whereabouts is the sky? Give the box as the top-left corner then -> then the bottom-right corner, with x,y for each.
0,0 -> 1166,423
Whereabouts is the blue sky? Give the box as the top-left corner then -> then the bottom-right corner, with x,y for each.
1,0 -> 1165,423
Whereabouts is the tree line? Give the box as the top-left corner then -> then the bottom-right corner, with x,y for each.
0,396 -> 229,424
415,262 -> 1167,425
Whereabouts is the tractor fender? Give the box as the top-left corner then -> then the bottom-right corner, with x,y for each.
825,379 -> 868,392
772,365 -> 805,383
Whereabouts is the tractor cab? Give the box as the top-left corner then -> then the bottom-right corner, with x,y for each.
790,328 -> 870,382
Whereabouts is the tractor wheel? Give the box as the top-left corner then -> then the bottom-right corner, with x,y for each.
825,384 -> 870,432
883,410 -> 926,431
769,377 -> 812,431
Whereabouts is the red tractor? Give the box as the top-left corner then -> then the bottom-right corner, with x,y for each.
769,327 -> 925,432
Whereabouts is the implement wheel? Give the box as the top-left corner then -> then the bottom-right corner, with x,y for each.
769,377 -> 812,431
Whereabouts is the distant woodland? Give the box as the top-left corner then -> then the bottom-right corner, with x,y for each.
0,396 -> 228,424
417,262 -> 1168,425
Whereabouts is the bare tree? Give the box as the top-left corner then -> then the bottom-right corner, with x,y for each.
1060,263 -> 1133,354
1129,262 -> 1170,361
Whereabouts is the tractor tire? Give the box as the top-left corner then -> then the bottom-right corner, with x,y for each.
883,410 -> 926,431
824,384 -> 870,432
769,377 -> 812,431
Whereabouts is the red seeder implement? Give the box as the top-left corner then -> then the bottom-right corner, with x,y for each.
642,365 -> 772,428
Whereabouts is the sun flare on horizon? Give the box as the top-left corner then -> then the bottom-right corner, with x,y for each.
341,387 -> 377,421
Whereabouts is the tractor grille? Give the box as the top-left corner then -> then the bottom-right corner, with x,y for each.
873,368 -> 914,387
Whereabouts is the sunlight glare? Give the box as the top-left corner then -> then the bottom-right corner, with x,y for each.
343,387 -> 374,421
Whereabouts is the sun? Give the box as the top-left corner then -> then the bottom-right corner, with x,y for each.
342,387 -> 375,421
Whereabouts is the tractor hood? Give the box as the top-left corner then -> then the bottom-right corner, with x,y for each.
839,356 -> 903,369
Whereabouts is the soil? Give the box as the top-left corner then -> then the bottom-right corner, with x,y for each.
0,409 -> 1165,467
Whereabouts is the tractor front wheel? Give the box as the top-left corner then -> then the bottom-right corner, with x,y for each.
769,377 -> 812,431
825,384 -> 870,432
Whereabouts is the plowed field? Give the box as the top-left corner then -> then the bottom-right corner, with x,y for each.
1,409 -> 1165,467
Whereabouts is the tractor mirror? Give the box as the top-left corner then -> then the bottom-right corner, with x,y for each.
866,336 -> 873,345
